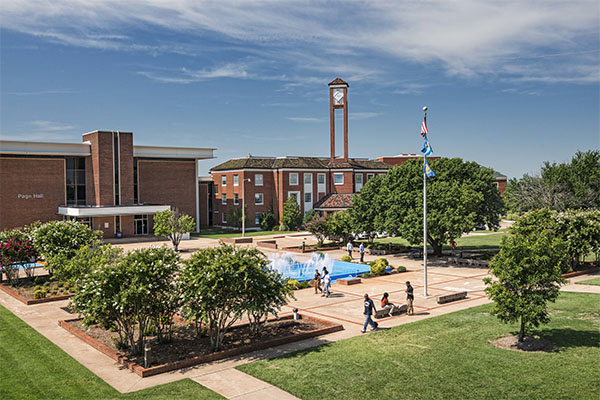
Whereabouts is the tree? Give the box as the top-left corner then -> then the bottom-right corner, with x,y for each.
304,216 -> 328,247
225,204 -> 248,229
153,209 -> 196,251
368,158 -> 504,255
280,195 -> 302,230
29,220 -> 102,275
303,209 -> 321,225
180,244 -> 273,351
326,210 -> 354,244
484,209 -> 566,342
71,247 -> 180,354
350,175 -> 383,242
63,243 -> 123,285
555,209 -> 600,271
506,150 -> 600,213
260,211 -> 277,231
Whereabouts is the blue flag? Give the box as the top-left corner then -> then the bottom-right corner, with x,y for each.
421,138 -> 433,156
424,159 -> 435,177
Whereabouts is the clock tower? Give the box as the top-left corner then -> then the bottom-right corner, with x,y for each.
328,78 -> 349,162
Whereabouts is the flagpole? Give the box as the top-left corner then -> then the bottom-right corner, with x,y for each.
422,106 -> 429,297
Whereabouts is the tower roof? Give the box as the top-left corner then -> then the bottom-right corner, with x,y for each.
328,77 -> 348,86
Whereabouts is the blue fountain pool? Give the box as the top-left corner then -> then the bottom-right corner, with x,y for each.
283,260 -> 371,283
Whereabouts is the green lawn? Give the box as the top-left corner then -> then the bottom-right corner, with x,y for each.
576,277 -> 600,286
374,231 -> 506,250
192,228 -> 296,239
0,306 -> 224,400
238,292 -> 600,400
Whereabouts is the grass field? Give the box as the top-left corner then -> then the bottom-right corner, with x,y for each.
575,277 -> 600,286
0,306 -> 224,400
374,231 -> 506,250
238,292 -> 600,400
192,228 -> 296,239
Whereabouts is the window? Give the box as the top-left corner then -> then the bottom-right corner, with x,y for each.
234,193 -> 239,205
317,173 -> 325,184
366,173 -> 374,182
334,173 -> 344,185
304,173 -> 312,184
255,193 -> 264,205
221,175 -> 226,186
214,184 -> 218,194
289,173 -> 298,185
355,174 -> 363,184
233,174 -> 239,186
134,215 -> 148,235
255,174 -> 263,186
222,194 -> 227,205
304,192 -> 312,203
222,212 -> 227,224
66,157 -> 86,205
255,212 -> 263,225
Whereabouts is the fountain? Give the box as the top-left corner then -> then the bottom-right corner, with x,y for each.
268,252 -> 369,283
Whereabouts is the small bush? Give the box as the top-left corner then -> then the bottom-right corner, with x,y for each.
57,281 -> 64,288
33,290 -> 46,299
34,285 -> 42,291
298,281 -> 311,289
359,272 -> 372,278
50,289 -> 58,296
260,212 -> 277,231
34,276 -> 45,285
286,279 -> 299,290
272,225 -> 280,231
370,258 -> 389,275
396,265 -> 407,272
341,255 -> 352,262
43,281 -> 50,287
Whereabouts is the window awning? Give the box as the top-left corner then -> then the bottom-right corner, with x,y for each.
57,204 -> 170,217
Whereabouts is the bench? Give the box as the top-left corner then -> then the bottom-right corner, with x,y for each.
436,291 -> 467,304
375,304 -> 407,319
221,237 -> 253,244
337,277 -> 361,286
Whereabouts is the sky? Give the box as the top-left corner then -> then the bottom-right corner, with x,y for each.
1,1 -> 599,178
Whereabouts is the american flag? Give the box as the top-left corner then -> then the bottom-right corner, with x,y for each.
420,118 -> 428,137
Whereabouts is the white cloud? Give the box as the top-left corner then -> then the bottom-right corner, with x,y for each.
350,112 -> 381,120
30,120 -> 75,132
287,117 -> 324,123
1,1 -> 598,84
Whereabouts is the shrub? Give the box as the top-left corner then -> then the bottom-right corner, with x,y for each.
153,209 -> 196,251
60,244 -> 122,285
281,196 -> 302,230
341,255 -> 352,262
286,279 -> 300,290
370,258 -> 389,275
303,209 -> 321,225
33,290 -> 46,299
29,220 -> 102,276
272,225 -> 280,231
0,228 -> 37,285
260,212 -> 277,231
298,281 -> 311,289
396,265 -> 407,273
304,216 -> 328,247
34,276 -> 44,285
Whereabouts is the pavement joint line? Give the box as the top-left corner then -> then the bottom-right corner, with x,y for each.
299,309 -> 363,326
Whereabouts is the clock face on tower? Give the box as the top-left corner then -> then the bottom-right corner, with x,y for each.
333,88 -> 344,105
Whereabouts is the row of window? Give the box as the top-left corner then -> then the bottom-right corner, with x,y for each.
219,211 -> 264,225
218,172 -> 376,188
220,193 -> 264,205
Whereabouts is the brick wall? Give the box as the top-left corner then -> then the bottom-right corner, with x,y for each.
0,158 -> 65,230
138,160 -> 196,220
118,132 -> 134,204
83,131 -> 115,206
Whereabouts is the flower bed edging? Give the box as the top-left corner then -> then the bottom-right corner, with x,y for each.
59,314 -> 344,378
0,284 -> 73,305
562,266 -> 600,279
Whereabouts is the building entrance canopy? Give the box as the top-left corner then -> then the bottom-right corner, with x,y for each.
57,204 -> 170,217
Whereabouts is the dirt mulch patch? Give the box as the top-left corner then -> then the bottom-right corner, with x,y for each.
70,317 -> 322,367
492,335 -> 554,352
0,277 -> 73,305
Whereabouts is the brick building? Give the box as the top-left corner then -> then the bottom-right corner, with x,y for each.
0,130 -> 214,237
210,78 -> 391,227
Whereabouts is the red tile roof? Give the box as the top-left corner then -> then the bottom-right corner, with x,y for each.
328,77 -> 348,86
313,193 -> 355,210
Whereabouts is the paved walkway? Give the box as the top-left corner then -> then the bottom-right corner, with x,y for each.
2,233 -> 598,399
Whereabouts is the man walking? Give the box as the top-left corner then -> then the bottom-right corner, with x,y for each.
347,241 -> 353,259
405,281 -> 414,315
313,268 -> 322,294
361,294 -> 378,333
322,268 -> 331,298
359,242 -> 365,263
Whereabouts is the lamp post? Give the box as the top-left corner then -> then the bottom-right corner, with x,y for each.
241,178 -> 251,237
422,105 -> 429,297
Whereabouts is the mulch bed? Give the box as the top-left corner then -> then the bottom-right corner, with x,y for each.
0,276 -> 73,305
492,335 -> 554,352
61,314 -> 343,377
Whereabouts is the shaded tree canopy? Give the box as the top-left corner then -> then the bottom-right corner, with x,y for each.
353,158 -> 503,255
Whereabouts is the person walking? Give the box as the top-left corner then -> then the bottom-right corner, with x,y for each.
361,294 -> 378,333
322,268 -> 331,298
347,241 -> 353,259
405,281 -> 414,315
359,242 -> 365,263
313,268 -> 322,294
